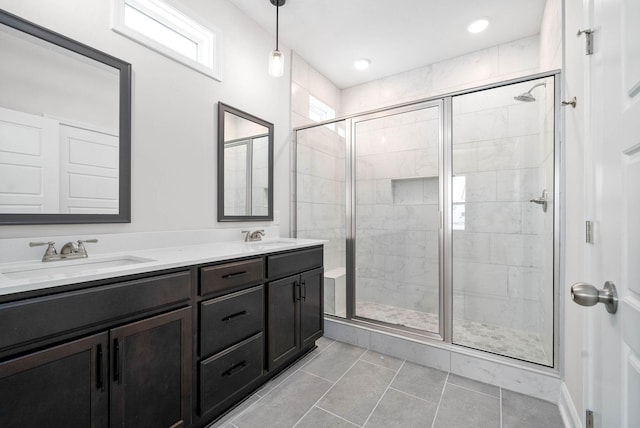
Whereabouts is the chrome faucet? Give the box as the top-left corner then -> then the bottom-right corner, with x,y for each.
30,239 -> 98,262
242,230 -> 265,242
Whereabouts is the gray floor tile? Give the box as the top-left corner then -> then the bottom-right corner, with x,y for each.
433,384 -> 500,428
294,407 -> 359,428
315,336 -> 335,352
256,351 -> 318,396
318,360 -> 396,426
207,394 -> 262,427
364,388 -> 437,428
502,389 -> 564,428
233,371 -> 332,428
360,350 -> 404,371
301,341 -> 367,382
447,373 -> 500,397
390,361 -> 447,404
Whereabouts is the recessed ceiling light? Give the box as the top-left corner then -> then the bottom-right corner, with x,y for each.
354,58 -> 371,71
467,18 -> 489,34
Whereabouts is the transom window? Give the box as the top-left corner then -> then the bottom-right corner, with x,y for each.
112,0 -> 221,80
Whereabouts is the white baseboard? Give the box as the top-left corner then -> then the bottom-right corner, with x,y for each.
558,382 -> 582,428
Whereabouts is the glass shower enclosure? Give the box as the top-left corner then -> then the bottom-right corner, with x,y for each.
294,73 -> 559,367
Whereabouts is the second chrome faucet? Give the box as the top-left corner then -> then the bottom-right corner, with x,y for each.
242,230 -> 265,242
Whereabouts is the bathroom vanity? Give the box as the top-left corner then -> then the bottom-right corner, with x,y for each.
0,239 -> 324,428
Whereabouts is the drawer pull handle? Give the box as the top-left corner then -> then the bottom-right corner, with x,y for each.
222,360 -> 248,377
301,280 -> 306,301
96,344 -> 104,391
221,310 -> 248,322
222,271 -> 247,279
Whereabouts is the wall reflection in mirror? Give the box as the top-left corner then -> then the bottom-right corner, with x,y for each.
218,103 -> 273,221
0,9 -> 131,224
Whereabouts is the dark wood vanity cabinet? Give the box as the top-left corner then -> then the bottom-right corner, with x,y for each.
198,259 -> 265,418
266,248 -> 324,371
0,332 -> 109,428
0,245 -> 324,428
110,307 -> 191,428
0,272 -> 192,428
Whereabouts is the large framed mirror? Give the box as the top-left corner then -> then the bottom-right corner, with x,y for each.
218,103 -> 273,221
0,9 -> 131,224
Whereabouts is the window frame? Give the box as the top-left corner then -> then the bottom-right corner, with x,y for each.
111,0 -> 222,81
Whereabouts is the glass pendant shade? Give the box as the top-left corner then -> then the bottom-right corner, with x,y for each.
269,49 -> 284,77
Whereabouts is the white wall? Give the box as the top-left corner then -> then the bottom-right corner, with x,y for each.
0,0 -> 291,238
562,0 -> 586,423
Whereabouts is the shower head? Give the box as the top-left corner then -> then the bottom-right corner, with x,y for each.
514,93 -> 537,102
514,82 -> 546,102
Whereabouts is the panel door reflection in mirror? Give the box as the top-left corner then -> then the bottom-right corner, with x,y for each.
218,103 -> 273,221
0,9 -> 131,224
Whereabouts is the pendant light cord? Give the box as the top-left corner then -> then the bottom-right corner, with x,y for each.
275,3 -> 279,50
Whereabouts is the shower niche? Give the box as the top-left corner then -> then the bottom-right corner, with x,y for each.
295,73 -> 559,368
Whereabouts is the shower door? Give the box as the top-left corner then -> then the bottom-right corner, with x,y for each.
450,76 -> 556,366
352,101 -> 442,336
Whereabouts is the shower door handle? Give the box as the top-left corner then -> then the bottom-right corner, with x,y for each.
570,281 -> 618,314
529,189 -> 548,212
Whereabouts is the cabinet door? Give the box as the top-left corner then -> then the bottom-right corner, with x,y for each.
299,268 -> 324,350
110,307 -> 192,428
0,332 -> 109,428
267,275 -> 299,370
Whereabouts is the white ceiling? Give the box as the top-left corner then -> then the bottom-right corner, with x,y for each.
228,0 -> 547,89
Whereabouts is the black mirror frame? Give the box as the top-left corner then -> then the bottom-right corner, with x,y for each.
0,8 -> 131,225
217,102 -> 274,222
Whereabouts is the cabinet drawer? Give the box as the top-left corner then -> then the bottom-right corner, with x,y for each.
200,285 -> 263,357
200,333 -> 263,414
266,247 -> 323,280
0,271 -> 191,355
200,259 -> 263,297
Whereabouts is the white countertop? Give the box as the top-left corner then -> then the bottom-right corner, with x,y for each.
0,237 -> 325,297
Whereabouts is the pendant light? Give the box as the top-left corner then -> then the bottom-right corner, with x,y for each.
268,0 -> 286,77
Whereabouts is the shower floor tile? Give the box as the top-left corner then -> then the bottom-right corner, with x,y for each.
355,301 -> 551,366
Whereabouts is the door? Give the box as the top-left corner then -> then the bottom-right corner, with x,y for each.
267,275 -> 299,370
110,307 -> 191,428
300,267 -> 324,350
0,332 -> 108,428
352,101 -> 442,336
582,0 -> 640,426
58,123 -> 119,214
0,106 -> 59,213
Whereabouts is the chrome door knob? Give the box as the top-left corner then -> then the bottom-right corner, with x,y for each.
570,281 -> 618,314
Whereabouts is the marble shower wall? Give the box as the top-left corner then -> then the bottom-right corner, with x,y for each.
341,35 -> 541,116
292,52 -> 346,280
354,106 -> 441,321
296,122 -> 346,275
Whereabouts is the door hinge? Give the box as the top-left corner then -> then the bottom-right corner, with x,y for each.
586,220 -> 594,244
577,29 -> 594,55
586,409 -> 594,428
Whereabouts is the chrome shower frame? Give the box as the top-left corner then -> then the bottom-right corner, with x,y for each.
292,70 -> 563,372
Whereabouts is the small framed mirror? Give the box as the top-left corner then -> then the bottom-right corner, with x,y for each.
218,103 -> 273,221
0,9 -> 131,224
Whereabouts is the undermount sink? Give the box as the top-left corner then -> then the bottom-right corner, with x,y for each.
1,255 -> 155,280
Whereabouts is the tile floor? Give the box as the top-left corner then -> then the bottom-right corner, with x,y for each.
356,301 -> 551,365
209,337 -> 564,428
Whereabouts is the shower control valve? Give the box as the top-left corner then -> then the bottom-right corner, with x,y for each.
529,189 -> 548,212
